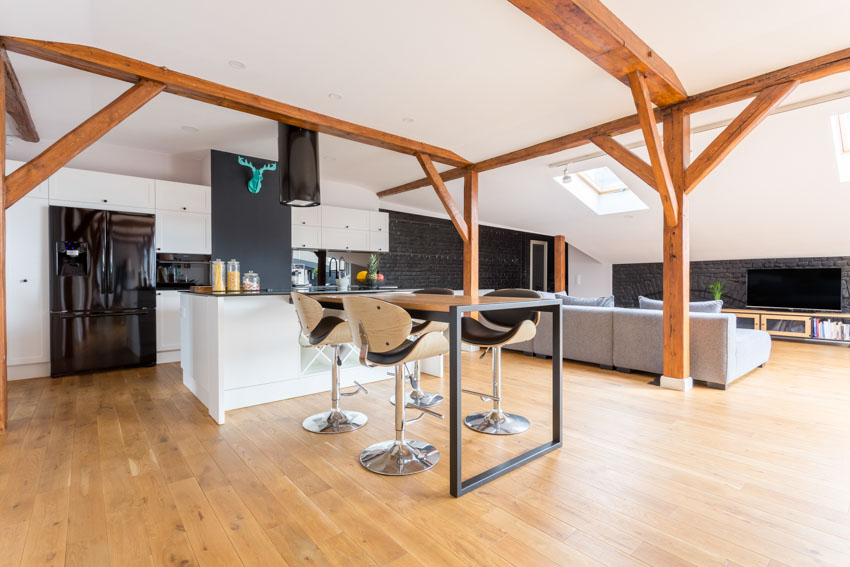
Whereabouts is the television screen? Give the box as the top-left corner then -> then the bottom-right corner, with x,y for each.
746,268 -> 842,311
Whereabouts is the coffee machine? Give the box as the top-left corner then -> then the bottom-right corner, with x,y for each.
291,264 -> 309,287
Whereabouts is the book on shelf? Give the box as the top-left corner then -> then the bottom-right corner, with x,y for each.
812,318 -> 850,341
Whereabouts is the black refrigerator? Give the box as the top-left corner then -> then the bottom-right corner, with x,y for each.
49,206 -> 157,377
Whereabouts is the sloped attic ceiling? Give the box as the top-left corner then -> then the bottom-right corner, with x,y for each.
4,0 -> 850,264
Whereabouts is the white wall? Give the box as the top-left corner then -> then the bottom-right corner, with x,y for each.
568,244 -> 612,297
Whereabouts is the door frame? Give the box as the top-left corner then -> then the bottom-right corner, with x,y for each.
529,239 -> 548,291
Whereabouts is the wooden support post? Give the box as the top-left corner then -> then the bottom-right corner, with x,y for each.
463,171 -> 478,298
2,49 -> 38,142
0,54 -> 7,431
416,153 -> 469,244
554,235 -> 566,293
660,107 -> 691,391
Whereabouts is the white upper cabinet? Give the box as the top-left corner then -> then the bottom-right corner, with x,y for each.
291,206 -> 321,227
369,231 -> 389,253
156,211 -> 211,254
49,167 -> 156,211
292,225 -> 321,249
321,205 -> 369,231
321,227 -> 369,252
155,180 -> 210,214
369,211 -> 389,233
5,160 -> 48,199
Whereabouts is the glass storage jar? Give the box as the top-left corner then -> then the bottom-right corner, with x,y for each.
242,271 -> 260,292
226,259 -> 241,293
211,259 -> 226,293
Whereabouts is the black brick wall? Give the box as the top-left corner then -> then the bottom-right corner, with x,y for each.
378,210 -> 560,291
613,257 -> 850,312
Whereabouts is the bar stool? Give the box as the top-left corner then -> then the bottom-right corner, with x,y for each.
343,296 -> 449,475
291,292 -> 368,434
461,289 -> 541,435
389,288 -> 454,409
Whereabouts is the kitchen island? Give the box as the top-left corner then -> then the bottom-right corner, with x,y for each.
180,289 -> 439,423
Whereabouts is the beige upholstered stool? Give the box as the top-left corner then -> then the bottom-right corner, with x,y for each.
343,296 -> 449,475
292,292 -> 368,434
389,288 -> 454,409
461,289 -> 540,435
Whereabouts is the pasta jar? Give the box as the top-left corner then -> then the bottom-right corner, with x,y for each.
211,259 -> 225,293
226,259 -> 241,293
242,271 -> 260,292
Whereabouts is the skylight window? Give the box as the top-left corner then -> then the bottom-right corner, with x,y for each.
554,166 -> 647,216
829,113 -> 850,182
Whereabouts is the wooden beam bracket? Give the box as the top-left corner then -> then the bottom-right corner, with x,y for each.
417,153 -> 469,244
590,135 -> 656,190
685,80 -> 799,193
628,71 -> 677,225
1,48 -> 38,142
5,79 -> 165,207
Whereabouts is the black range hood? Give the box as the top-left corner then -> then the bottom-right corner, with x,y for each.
279,123 -> 321,207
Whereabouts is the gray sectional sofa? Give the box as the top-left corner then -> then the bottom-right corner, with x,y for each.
506,304 -> 771,389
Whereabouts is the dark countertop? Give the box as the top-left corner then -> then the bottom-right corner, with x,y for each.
180,288 -> 416,297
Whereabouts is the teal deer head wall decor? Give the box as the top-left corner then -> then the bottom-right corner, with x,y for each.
237,156 -> 277,194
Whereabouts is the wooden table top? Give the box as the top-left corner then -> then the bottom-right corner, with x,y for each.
309,292 -> 551,313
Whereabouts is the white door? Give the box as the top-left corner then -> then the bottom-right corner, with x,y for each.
156,290 -> 182,352
529,240 -> 548,292
291,206 -> 321,227
321,227 -> 369,252
369,211 -> 389,233
292,225 -> 321,249
156,211 -> 211,254
6,197 -> 50,365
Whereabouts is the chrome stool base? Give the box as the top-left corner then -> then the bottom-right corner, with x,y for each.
464,409 -> 530,435
389,390 -> 444,409
302,409 -> 368,434
359,439 -> 440,475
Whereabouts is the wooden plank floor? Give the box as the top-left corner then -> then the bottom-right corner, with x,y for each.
1,339 -> 850,566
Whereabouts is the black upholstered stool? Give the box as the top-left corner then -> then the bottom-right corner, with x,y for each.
292,292 -> 368,434
343,296 -> 449,475
461,289 -> 540,435
389,287 -> 454,409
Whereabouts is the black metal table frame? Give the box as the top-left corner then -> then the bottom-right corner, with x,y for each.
404,298 -> 563,497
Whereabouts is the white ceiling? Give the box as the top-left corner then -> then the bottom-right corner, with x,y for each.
4,0 -> 850,264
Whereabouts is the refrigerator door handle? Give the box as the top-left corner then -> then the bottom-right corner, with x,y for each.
57,308 -> 150,318
106,211 -> 114,295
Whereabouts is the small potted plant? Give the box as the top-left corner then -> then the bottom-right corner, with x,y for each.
708,281 -> 725,301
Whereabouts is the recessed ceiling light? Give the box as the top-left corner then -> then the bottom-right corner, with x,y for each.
624,214 -> 634,219
6,136 -> 16,145
228,60 -> 246,70
181,125 -> 200,134
322,155 -> 337,162
401,117 -> 414,123
327,93 -> 342,100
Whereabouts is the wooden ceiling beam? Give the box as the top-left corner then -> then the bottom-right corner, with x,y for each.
590,135 -> 656,190
507,0 -> 686,106
1,49 -> 38,142
685,80 -> 799,193
378,45 -> 850,198
416,153 -> 469,244
5,80 -> 164,208
0,36 -> 470,168
629,71 -> 676,225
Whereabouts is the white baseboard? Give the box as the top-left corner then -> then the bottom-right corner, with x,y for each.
8,362 -> 50,380
660,376 -> 694,391
157,350 -> 181,364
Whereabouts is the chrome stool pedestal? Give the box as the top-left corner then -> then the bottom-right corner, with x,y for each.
389,360 -> 444,409
302,345 -> 368,434
464,346 -> 530,435
361,367 -> 440,475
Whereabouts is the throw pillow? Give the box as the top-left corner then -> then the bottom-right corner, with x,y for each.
638,296 -> 723,313
556,292 -> 615,307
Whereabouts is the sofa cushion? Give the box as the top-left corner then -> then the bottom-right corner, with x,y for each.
733,329 -> 771,383
534,306 -> 614,366
556,292 -> 615,308
638,296 -> 723,313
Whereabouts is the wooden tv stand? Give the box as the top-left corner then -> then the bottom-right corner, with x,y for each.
723,308 -> 850,343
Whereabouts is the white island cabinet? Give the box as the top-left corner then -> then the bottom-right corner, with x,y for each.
180,292 -> 391,424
